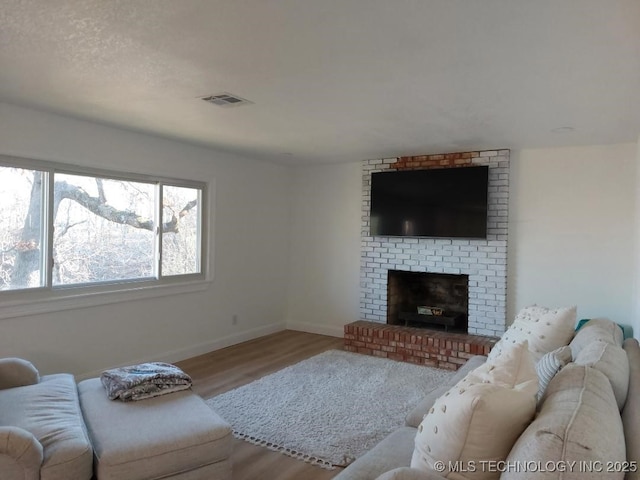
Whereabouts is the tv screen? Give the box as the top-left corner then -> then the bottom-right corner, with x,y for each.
370,166 -> 489,238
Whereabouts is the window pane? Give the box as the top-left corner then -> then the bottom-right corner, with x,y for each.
0,166 -> 45,290
162,185 -> 201,276
53,173 -> 155,286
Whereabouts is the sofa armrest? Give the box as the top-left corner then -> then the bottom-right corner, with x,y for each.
0,358 -> 40,390
377,467 -> 448,480
0,426 -> 43,480
622,338 -> 640,480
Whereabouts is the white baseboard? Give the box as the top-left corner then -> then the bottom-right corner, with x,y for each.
76,322 -> 287,381
285,321 -> 344,338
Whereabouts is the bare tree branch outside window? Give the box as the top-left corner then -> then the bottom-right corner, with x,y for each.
0,166 -> 202,291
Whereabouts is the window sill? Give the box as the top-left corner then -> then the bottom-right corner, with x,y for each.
0,280 -> 211,320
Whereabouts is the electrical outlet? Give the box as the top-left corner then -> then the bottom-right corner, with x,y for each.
232,314 -> 238,325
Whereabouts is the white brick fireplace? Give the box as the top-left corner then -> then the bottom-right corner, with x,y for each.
360,150 -> 510,337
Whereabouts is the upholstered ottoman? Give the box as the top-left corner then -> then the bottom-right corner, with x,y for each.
78,378 -> 232,480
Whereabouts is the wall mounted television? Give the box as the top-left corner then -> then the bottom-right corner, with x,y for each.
370,166 -> 489,238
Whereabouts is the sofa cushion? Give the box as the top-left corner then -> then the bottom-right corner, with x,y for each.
332,427 -> 417,480
570,318 -> 624,358
0,373 -> 93,480
488,305 -> 576,362
574,340 -> 629,410
377,467 -> 448,480
535,345 -> 572,402
503,364 -> 626,480
411,341 -> 537,480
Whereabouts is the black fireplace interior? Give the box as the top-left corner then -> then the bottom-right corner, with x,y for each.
387,270 -> 469,333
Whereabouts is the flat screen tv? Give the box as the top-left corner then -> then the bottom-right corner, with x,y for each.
370,166 -> 489,238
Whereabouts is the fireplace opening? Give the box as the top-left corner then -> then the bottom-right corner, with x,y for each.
387,270 -> 469,333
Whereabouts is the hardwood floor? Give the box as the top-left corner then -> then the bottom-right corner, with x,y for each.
176,330 -> 346,480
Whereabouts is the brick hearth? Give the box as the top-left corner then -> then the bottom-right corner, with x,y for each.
344,321 -> 498,370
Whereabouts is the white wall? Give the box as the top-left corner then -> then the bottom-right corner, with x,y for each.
634,136 -> 640,339
286,162 -> 362,336
508,143 -> 638,329
288,143 -> 639,338
0,102 -> 292,377
2,102 -> 637,377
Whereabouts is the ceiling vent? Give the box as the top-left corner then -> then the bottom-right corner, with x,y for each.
200,92 -> 253,108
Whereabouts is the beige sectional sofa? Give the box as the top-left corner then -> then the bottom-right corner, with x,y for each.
335,316 -> 640,480
0,358 -> 93,480
0,358 -> 232,480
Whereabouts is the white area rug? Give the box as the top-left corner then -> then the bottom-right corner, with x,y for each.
206,349 -> 454,469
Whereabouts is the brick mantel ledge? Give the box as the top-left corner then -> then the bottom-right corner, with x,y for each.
344,321 -> 498,370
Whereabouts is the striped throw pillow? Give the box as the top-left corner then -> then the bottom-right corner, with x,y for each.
535,345 -> 572,402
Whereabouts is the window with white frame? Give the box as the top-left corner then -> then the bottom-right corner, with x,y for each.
0,158 -> 205,293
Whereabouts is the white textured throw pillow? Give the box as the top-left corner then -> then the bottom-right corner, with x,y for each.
412,341 -> 538,480
488,305 -> 576,363
466,340 -> 537,388
535,345 -> 572,402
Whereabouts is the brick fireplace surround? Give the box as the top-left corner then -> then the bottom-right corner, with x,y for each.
344,321 -> 496,370
346,149 -> 509,369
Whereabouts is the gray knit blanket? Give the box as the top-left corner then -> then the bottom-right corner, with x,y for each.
100,362 -> 192,401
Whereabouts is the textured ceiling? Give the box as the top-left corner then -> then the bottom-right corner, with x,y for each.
1,0 -> 639,165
